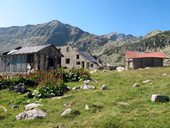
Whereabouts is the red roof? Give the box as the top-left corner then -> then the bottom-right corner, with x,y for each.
125,51 -> 168,59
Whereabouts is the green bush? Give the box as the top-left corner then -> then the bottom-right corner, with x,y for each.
63,68 -> 91,82
38,78 -> 67,98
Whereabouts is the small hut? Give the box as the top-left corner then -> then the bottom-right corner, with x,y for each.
0,44 -> 63,73
125,51 -> 168,69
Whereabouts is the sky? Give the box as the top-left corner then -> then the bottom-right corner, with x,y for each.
0,0 -> 170,36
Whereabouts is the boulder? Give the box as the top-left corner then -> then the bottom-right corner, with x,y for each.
25,103 -> 43,110
72,86 -> 81,90
16,108 -> 47,120
117,102 -> 129,106
0,106 -> 7,112
142,80 -> 151,84
10,83 -> 27,94
81,85 -> 95,90
12,105 -> 19,109
133,83 -> 140,87
162,73 -> 167,76
26,92 -> 34,98
84,80 -> 90,85
61,108 -> 80,117
151,94 -> 169,102
101,85 -> 107,90
85,104 -> 89,110
116,66 -> 125,72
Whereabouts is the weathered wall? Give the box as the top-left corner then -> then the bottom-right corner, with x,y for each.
59,46 -> 98,69
0,45 -> 62,73
126,58 -> 164,69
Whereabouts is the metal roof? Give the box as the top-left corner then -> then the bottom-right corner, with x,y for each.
125,51 -> 168,59
8,44 -> 51,55
78,51 -> 98,63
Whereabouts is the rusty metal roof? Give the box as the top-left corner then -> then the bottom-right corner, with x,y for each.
7,44 -> 51,55
125,51 -> 168,59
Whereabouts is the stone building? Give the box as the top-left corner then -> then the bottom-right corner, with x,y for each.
0,44 -> 63,73
58,45 -> 102,69
125,51 -> 168,69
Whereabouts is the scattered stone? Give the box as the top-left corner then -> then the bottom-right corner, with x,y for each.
117,102 -> 129,106
151,94 -> 169,103
10,83 -> 27,94
116,66 -> 125,72
52,95 -> 72,100
12,105 -> 19,109
25,103 -> 43,110
101,85 -> 108,90
72,86 -> 81,90
66,86 -> 71,91
16,108 -> 47,120
0,106 -> 7,112
162,73 -> 167,76
133,83 -> 140,87
84,80 -> 90,85
142,80 -> 151,84
81,85 -> 95,90
61,108 -> 80,117
26,92 -> 34,98
63,101 -> 76,107
85,104 -> 89,110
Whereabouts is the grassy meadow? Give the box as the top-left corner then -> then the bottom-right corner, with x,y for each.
0,67 -> 170,128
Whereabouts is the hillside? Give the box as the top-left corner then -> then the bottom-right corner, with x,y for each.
0,20 -> 170,66
0,20 -> 109,53
0,67 -> 170,128
99,31 -> 170,66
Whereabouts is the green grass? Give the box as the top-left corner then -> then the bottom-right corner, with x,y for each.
0,67 -> 170,128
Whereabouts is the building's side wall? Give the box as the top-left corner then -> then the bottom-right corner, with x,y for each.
37,46 -> 62,70
10,55 -> 27,72
153,58 -> 163,67
60,46 -> 98,69
0,46 -> 62,73
131,58 -> 164,69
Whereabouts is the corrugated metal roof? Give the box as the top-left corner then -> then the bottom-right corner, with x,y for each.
125,51 -> 168,59
8,44 -> 51,55
78,51 -> 98,63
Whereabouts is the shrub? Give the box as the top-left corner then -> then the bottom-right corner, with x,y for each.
38,78 -> 67,98
0,77 -> 38,90
63,68 -> 91,82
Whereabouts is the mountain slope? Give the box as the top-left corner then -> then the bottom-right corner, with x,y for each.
99,30 -> 170,66
0,20 -> 169,67
0,20 -> 109,53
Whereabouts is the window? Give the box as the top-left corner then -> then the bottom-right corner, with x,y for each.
91,64 -> 93,67
76,61 -> 80,65
65,58 -> 70,64
76,54 -> 79,59
27,54 -> 34,63
49,57 -> 54,67
66,47 -> 69,52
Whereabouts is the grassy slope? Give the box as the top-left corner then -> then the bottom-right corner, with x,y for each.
0,67 -> 170,128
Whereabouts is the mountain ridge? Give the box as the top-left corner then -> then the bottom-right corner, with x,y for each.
0,20 -> 169,66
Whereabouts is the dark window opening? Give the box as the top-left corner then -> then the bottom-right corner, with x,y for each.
27,54 -> 34,63
66,47 -> 69,52
49,57 -> 55,67
76,54 -> 79,59
66,58 -> 70,64
91,64 -> 93,67
76,61 -> 80,65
